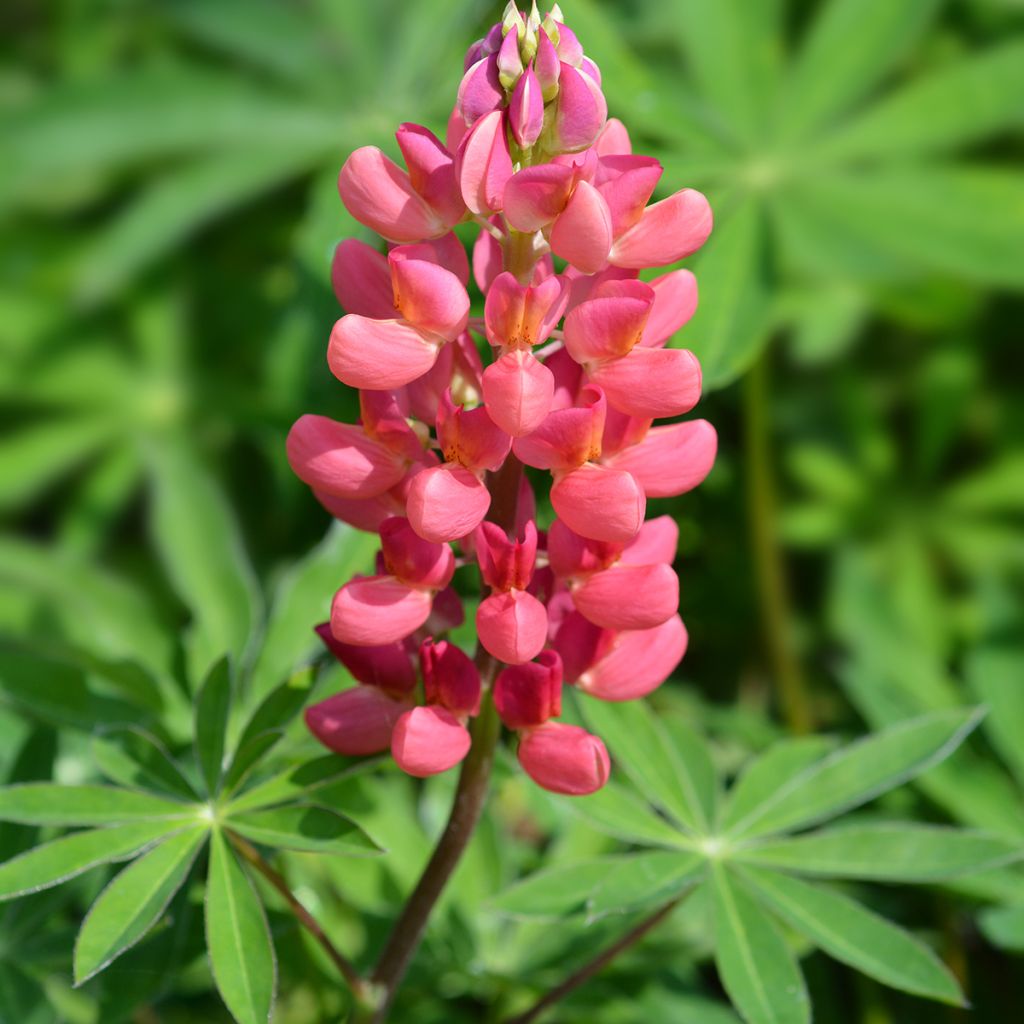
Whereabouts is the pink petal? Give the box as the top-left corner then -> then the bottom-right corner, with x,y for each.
392,706 -> 472,777
547,518 -> 622,578
622,516 -> 679,565
604,419 -> 717,498
338,147 -> 445,242
535,30 -> 561,98
420,639 -> 481,716
578,615 -> 688,701
518,723 -> 610,796
415,231 -> 470,286
484,272 -> 568,349
609,188 -> 713,268
596,155 -> 662,237
330,575 -> 433,646
593,118 -> 632,156
642,269 -> 699,347
388,253 -> 469,340
305,687 -> 409,756
550,180 -> 613,274
328,316 -> 441,390
481,350 -> 555,437
474,519 -> 538,592
503,163 -> 576,232
286,415 -> 405,499
473,217 -> 504,291
553,63 -> 607,153
589,347 -> 702,419
437,395 -> 512,472
315,625 -> 417,696
395,123 -> 464,228
493,651 -> 563,728
406,464 -> 491,543
457,109 -> 513,216
601,404 -> 650,455
315,488 -> 405,533
512,385 -> 606,470
331,239 -> 393,318
551,463 -> 646,543
476,590 -> 548,665
572,563 -> 679,630
510,65 -> 545,148
562,284 -> 653,364
551,608 -> 615,683
379,516 -> 455,589
457,54 -> 504,126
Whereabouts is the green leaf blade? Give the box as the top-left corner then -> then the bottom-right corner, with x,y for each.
586,850 -> 704,921
489,858 -> 625,920
195,657 -> 233,797
0,784 -> 196,826
226,804 -> 381,857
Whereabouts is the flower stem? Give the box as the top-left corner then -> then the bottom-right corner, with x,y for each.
503,894 -> 688,1024
226,830 -> 371,1006
744,354 -> 813,734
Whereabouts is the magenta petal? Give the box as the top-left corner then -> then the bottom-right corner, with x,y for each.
331,239 -> 394,319
457,109 -> 513,216
551,464 -> 645,543
330,575 -> 433,646
553,63 -> 607,153
503,163 -> 576,232
550,180 -> 613,275
579,615 -> 688,701
572,563 -> 679,630
642,269 -> 699,347
510,66 -> 545,148
482,351 -> 555,437
338,146 -> 445,242
379,516 -> 455,589
328,316 -> 441,390
476,590 -> 548,665
609,188 -> 713,268
395,122 -> 464,228
305,687 -> 408,756
589,347 -> 702,419
315,488 -> 405,533
493,651 -> 563,729
315,625 -> 417,695
457,54 -> 504,126
604,419 -> 717,498
420,639 -> 481,716
518,723 -> 610,796
392,706 -> 471,777
406,464 -> 491,543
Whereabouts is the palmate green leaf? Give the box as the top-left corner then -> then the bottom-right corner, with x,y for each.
580,696 -> 715,834
0,821 -> 183,901
147,438 -> 262,688
735,823 -> 1023,881
73,826 -> 207,985
75,144 -> 330,306
489,858 -> 622,920
195,658 -> 232,797
711,864 -> 810,1024
586,850 -> 704,921
205,829 -> 276,1024
965,645 -> 1024,787
718,737 -> 837,834
742,867 -> 964,1006
226,804 -> 381,857
778,0 -> 942,143
247,523 -> 378,708
570,781 -> 695,850
224,754 -> 375,815
223,732 -> 286,796
0,417 -> 117,512
725,707 -> 984,840
675,198 -> 771,390
0,785 -> 196,827
92,727 -> 197,801
815,39 -> 1024,161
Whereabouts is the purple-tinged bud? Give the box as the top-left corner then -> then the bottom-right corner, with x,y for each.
458,54 -> 503,127
535,30 -> 561,102
498,25 -> 524,90
493,650 -> 563,728
554,22 -> 583,67
315,624 -> 417,696
305,687 -> 408,756
420,639 -> 481,716
510,65 -> 544,148
581,56 -> 601,86
551,62 -> 607,153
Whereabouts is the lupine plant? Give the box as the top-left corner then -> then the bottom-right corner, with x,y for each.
1,5 -> 1022,1024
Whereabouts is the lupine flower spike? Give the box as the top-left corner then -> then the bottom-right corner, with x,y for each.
292,2 -> 716,797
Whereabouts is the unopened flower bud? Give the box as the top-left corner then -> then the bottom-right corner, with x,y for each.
535,30 -> 561,102
391,705 -> 471,776
518,722 -> 610,795
498,25 -> 524,90
494,650 -> 563,728
510,65 -> 544,148
420,638 -> 481,716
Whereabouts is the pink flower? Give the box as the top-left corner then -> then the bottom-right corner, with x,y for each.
518,722 -> 610,796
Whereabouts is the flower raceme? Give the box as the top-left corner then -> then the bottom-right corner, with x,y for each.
291,2 -> 717,797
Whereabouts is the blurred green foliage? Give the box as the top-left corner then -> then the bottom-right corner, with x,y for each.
1,0 -> 1023,1021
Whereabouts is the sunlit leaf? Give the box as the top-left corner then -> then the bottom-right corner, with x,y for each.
489,858 -> 622,920
226,804 -> 380,857
194,657 -> 232,797
586,850 -> 704,920
0,785 -> 195,827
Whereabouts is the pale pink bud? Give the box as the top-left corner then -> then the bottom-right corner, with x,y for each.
286,415 -> 407,500
510,65 -> 544,148
518,722 -> 610,795
395,123 -> 464,228
458,55 -> 504,126
457,110 -> 513,216
578,615 -> 688,701
330,576 -> 435,646
572,563 -> 679,631
604,419 -> 717,498
481,350 -> 555,437
475,520 -> 538,591
477,589 -> 548,664
379,517 -> 455,589
551,63 -> 607,153
551,463 -> 646,543
338,147 -> 447,243
535,30 -> 560,101
609,188 -> 713,268
315,624 -> 417,696
420,639 -> 481,716
305,686 -> 408,756
494,650 -> 563,728
391,705 -> 471,777
549,179 -> 612,273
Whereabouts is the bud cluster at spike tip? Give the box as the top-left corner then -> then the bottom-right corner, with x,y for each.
290,2 -> 717,798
